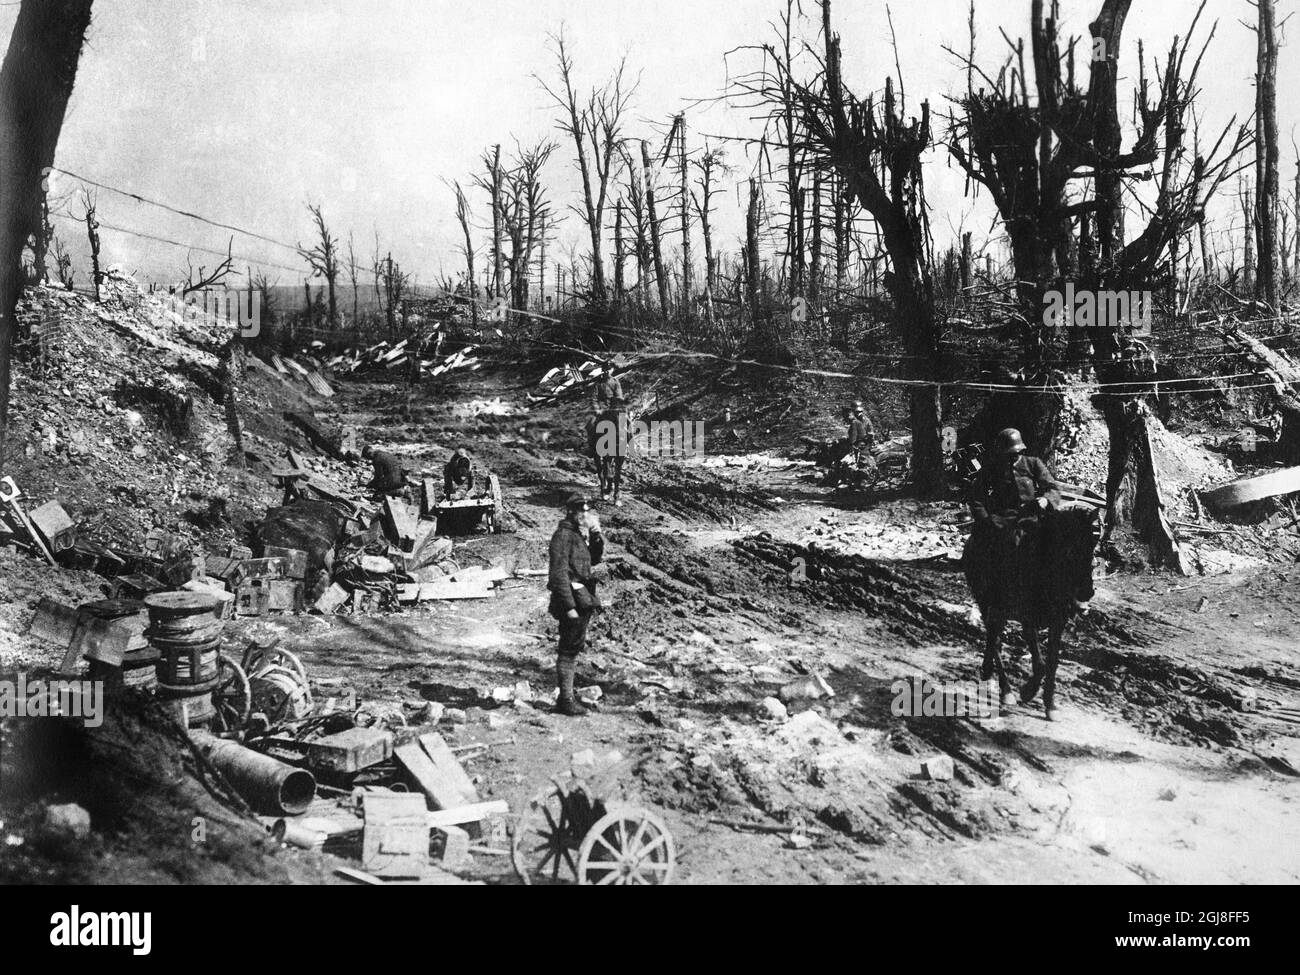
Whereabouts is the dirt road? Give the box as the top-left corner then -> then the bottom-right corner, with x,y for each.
233,371 -> 1300,884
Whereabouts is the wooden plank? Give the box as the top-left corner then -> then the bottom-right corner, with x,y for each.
383,496 -> 419,553
1202,466 -> 1300,510
335,866 -> 386,885
416,578 -> 493,601
394,739 -> 473,812
425,800 -> 509,828
305,371 -> 335,397
417,733 -> 480,808
361,792 -> 428,878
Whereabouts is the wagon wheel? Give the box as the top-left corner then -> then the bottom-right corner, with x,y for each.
210,653 -> 251,733
487,474 -> 503,533
576,808 -> 676,885
511,777 -> 604,885
247,646 -> 314,707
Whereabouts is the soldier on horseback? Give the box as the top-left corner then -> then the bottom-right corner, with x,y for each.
963,428 -> 1098,720
967,427 -> 1060,540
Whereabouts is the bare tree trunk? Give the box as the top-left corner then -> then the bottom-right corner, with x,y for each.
643,140 -> 669,315
489,144 -> 504,297
833,174 -> 848,294
1294,154 -> 1299,285
84,196 -> 101,301
0,0 -> 95,458
746,178 -> 761,330
538,212 -> 547,310
613,199 -> 625,308
1255,0 -> 1279,307
453,180 -> 477,328
676,114 -> 692,320
1242,179 -> 1255,296
809,169 -> 823,302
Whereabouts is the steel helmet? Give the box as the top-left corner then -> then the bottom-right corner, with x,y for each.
995,428 -> 1027,455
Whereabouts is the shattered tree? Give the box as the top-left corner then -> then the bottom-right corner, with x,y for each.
948,0 -> 1249,567
0,0 -> 95,465
771,0 -> 946,493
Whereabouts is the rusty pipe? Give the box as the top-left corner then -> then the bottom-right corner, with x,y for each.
190,731 -> 315,815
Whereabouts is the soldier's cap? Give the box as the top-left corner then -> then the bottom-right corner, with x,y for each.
563,492 -> 590,511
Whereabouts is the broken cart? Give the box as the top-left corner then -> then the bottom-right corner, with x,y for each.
510,758 -> 676,885
422,474 -> 504,534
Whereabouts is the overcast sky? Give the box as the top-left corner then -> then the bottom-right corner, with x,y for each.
7,0 -> 1295,288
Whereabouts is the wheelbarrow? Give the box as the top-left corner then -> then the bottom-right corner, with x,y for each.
422,474 -> 504,534
510,757 -> 676,885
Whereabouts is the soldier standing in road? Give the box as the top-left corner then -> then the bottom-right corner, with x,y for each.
547,493 -> 605,717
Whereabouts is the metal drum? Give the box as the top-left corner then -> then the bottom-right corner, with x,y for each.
145,591 -> 224,726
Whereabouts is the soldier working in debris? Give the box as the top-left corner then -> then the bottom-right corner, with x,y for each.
967,427 -> 1062,573
443,445 -> 475,500
846,400 -> 875,463
361,444 -> 407,497
547,492 -> 605,717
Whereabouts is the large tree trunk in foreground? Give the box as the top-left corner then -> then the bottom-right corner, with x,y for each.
0,0 -> 95,465
1100,400 -> 1189,573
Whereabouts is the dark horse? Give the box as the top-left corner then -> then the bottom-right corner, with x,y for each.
585,408 -> 631,505
962,505 -> 1100,720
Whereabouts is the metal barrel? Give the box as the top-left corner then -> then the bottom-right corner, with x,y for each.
189,731 -> 316,815
146,591 -> 224,687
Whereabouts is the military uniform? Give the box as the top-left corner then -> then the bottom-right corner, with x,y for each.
547,506 -> 605,714
444,452 -> 474,500
968,454 -> 1061,527
596,374 -> 624,409
366,450 -> 407,496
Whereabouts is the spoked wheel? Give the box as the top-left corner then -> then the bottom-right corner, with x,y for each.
210,653 -> 251,733
511,777 -> 604,885
576,808 -> 676,885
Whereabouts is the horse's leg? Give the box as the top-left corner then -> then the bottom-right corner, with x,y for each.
981,613 -> 1013,712
1020,623 -> 1044,703
612,457 -> 624,506
989,618 -> 1014,714
1043,619 -> 1062,721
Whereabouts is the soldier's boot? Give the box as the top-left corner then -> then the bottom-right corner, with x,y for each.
555,655 -> 588,717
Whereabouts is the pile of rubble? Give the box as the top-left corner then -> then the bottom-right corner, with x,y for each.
21,584 -> 505,884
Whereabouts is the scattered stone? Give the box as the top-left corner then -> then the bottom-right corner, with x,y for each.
777,674 -> 835,705
576,685 -> 602,704
758,696 -> 788,722
44,803 -> 91,840
775,710 -> 843,748
445,708 -> 468,725
570,748 -> 596,771
921,755 -> 955,782
486,712 -> 511,731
